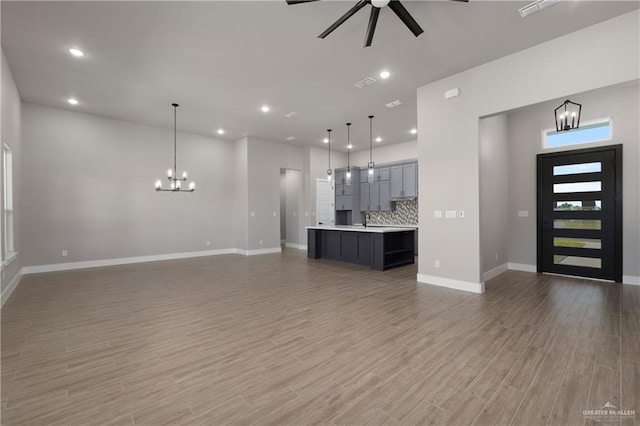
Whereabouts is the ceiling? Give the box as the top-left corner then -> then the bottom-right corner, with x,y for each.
2,1 -> 638,152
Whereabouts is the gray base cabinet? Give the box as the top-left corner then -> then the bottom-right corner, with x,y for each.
307,229 -> 414,271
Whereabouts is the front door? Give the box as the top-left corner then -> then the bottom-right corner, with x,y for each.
537,145 -> 622,282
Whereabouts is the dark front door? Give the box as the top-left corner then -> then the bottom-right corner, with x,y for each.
537,145 -> 622,282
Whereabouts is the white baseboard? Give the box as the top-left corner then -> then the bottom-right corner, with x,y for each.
1,268 -> 23,307
508,263 -> 537,273
416,273 -> 485,294
284,243 -> 307,250
235,247 -> 282,256
23,248 -> 240,275
623,275 -> 640,286
483,263 -> 508,281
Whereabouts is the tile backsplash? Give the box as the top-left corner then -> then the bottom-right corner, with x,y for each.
368,199 -> 418,226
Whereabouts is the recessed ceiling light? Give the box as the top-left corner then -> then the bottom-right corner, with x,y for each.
261,105 -> 270,113
323,138 -> 329,144
379,70 -> 391,79
410,128 -> 417,135
376,137 -> 382,143
217,128 -> 225,135
347,144 -> 353,150
68,98 -> 79,105
68,48 -> 85,57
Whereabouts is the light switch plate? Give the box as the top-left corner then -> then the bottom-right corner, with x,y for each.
445,210 -> 457,219
518,211 -> 529,217
250,212 -> 256,217
434,210 -> 442,218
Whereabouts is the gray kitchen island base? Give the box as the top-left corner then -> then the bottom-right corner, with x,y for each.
307,226 -> 415,271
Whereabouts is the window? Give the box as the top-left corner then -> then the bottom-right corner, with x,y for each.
2,143 -> 15,262
543,118 -> 612,149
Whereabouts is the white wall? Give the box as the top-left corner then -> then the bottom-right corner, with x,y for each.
234,137 -> 249,251
506,82 -> 640,281
351,139 -> 417,167
479,115 -> 509,276
417,10 -> 640,292
284,169 -> 304,247
1,50 -> 22,303
21,103 -> 237,266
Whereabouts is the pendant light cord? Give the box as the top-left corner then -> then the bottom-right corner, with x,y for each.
369,115 -> 374,163
327,129 -> 332,169
173,104 -> 177,178
346,123 -> 351,169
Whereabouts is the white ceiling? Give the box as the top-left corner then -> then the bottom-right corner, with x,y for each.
2,1 -> 638,152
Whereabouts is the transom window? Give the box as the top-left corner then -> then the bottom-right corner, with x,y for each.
543,118 -> 612,149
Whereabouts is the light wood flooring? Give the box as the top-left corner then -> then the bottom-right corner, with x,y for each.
1,250 -> 639,425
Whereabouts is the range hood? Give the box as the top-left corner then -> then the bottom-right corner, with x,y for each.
391,195 -> 417,201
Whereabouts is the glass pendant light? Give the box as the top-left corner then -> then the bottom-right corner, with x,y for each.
368,115 -> 375,182
346,123 -> 352,185
326,129 -> 332,182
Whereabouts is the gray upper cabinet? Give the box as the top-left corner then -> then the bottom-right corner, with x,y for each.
403,163 -> 417,197
360,170 -> 369,182
377,167 -> 390,181
336,195 -> 352,211
379,180 -> 391,211
369,182 -> 380,211
335,183 -> 353,196
333,167 -> 360,215
360,182 -> 370,212
335,171 -> 346,185
390,166 -> 403,198
389,162 -> 417,199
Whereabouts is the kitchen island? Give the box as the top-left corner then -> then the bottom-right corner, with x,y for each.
306,225 -> 415,271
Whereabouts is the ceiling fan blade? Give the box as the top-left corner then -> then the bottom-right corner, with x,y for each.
318,0 -> 368,39
286,0 -> 320,4
388,0 -> 424,37
364,7 -> 380,48
449,0 -> 469,2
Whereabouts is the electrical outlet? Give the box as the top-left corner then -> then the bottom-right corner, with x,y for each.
259,240 -> 263,245
434,210 -> 442,219
495,253 -> 498,261
250,212 -> 256,217
305,212 -> 309,216
206,241 -> 211,247
435,260 -> 440,268
62,250 -> 68,257
273,212 -> 276,217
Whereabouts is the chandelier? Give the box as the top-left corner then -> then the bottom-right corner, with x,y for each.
154,103 -> 195,192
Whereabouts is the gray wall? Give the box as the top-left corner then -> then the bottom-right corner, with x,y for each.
21,103 -> 237,266
234,137 -> 249,251
507,82 -> 640,278
351,139 -> 417,168
479,114 -> 509,274
280,170 -> 286,242
1,50 -> 22,297
417,10 -> 639,289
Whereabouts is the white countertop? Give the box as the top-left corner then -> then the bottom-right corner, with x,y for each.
306,225 -> 415,233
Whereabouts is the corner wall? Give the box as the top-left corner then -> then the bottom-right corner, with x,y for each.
417,10 -> 639,292
1,51 -> 22,305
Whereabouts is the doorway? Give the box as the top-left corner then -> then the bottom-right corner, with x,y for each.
537,145 -> 622,282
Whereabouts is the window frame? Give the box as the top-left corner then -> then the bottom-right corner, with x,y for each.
541,117 -> 614,150
2,142 -> 16,266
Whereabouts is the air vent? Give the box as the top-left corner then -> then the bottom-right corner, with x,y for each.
285,111 -> 299,119
355,77 -> 377,88
286,136 -> 296,141
385,100 -> 403,108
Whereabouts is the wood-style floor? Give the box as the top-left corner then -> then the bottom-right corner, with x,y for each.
1,250 -> 638,425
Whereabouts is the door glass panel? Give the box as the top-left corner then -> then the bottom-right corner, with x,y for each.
553,255 -> 601,269
553,181 -> 601,193
554,200 -> 601,211
554,219 -> 601,230
553,162 -> 601,176
554,237 -> 601,249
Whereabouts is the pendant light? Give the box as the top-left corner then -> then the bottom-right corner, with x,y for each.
326,129 -> 332,182
346,123 -> 352,185
367,115 -> 375,182
554,99 -> 582,131
154,103 -> 195,192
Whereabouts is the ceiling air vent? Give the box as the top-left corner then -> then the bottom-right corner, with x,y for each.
286,136 -> 296,141
355,77 -> 377,88
519,0 -> 558,17
385,100 -> 403,108
285,111 -> 299,118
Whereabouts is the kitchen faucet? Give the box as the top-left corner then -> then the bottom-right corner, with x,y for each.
364,212 -> 371,228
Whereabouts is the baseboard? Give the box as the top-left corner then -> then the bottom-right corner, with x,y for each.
508,263 -> 537,273
23,248 -> 239,274
284,243 -> 307,250
235,247 -> 282,256
483,263 -> 508,281
623,275 -> 640,286
416,273 -> 485,294
1,268 -> 23,307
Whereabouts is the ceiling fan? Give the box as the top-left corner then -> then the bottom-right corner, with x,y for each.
286,0 -> 468,47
